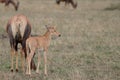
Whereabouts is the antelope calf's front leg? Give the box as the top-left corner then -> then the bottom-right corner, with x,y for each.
44,51 -> 47,76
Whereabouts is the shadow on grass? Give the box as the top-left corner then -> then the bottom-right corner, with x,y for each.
104,3 -> 120,11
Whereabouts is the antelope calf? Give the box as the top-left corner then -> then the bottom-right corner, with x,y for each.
26,25 -> 61,75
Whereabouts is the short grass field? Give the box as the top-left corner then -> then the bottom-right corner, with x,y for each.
0,0 -> 120,80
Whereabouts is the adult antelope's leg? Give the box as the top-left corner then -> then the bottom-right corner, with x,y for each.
15,43 -> 18,72
15,51 -> 18,72
20,49 -> 25,72
44,49 -> 48,76
9,32 -> 15,72
10,48 -> 15,72
36,50 -> 41,73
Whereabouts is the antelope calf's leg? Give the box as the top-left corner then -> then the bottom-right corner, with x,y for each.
26,50 -> 35,75
36,52 -> 41,74
26,58 -> 29,75
26,56 -> 31,75
44,51 -> 47,76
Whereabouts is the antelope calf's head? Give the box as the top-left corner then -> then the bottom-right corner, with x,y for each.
46,25 -> 61,37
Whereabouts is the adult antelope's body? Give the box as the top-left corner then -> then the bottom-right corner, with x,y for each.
56,0 -> 77,9
0,0 -> 19,11
26,26 -> 61,75
6,14 -> 36,72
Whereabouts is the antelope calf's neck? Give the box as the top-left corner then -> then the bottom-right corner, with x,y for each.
27,27 -> 61,50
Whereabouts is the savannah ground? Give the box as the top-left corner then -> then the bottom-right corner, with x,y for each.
0,0 -> 120,80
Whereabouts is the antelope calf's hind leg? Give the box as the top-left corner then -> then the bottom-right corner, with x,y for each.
36,51 -> 41,74
26,50 -> 35,75
26,56 -> 31,75
44,51 -> 47,76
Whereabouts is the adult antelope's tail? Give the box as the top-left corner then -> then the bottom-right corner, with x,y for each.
16,24 -> 22,40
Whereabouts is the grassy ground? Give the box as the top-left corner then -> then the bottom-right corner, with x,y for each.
0,0 -> 120,80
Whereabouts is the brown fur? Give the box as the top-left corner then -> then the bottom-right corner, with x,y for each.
6,14 -> 36,72
0,0 -> 19,11
26,25 -> 61,75
56,0 -> 77,9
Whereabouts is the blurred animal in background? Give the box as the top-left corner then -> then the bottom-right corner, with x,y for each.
56,0 -> 77,9
0,0 -> 19,11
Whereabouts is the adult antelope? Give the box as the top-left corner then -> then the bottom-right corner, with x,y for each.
56,0 -> 77,9
0,0 -> 19,11
26,25 -> 61,75
6,14 -> 36,72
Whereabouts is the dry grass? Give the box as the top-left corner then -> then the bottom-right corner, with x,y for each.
0,0 -> 120,80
